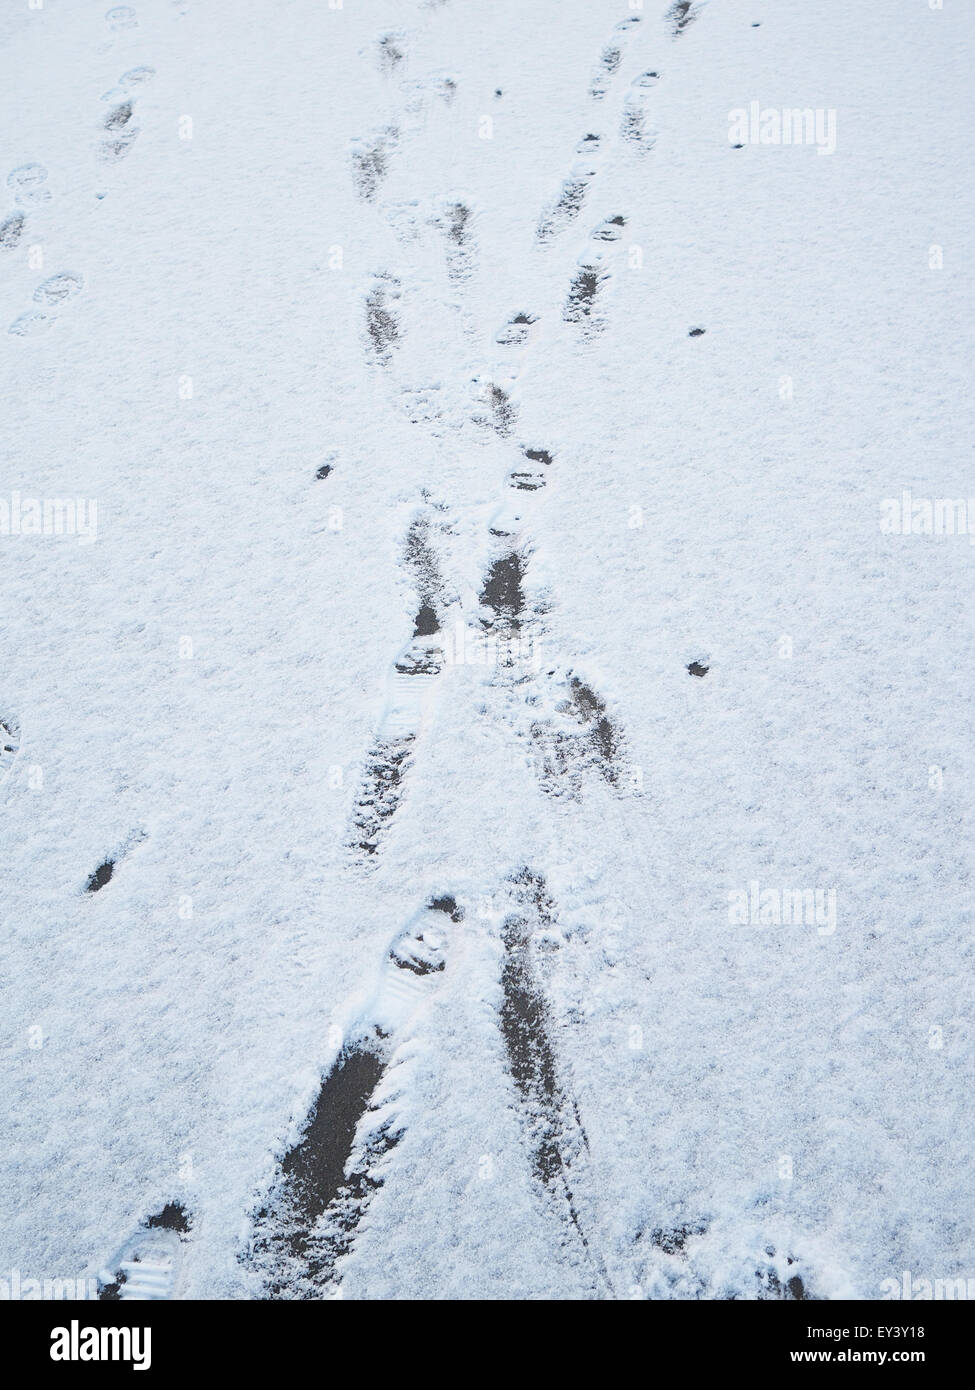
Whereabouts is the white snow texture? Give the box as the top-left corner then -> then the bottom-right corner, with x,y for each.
0,0 -> 972,1301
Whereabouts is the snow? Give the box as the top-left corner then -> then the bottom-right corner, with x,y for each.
0,0 -> 973,1301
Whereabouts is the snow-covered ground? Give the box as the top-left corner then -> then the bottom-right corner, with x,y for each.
1,0 -> 973,1301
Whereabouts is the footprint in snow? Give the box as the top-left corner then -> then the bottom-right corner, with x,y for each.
537,161 -> 598,244
398,384 -> 445,428
350,128 -> 399,202
98,1204 -> 191,1301
507,446 -> 553,493
591,213 -> 626,242
105,6 -> 139,30
495,311 -> 538,348
351,511 -> 453,859
472,380 -> 517,437
9,310 -> 57,337
0,716 -> 21,786
364,272 -> 402,366
99,96 -> 141,160
621,74 -> 660,154
667,1 -> 702,38
101,66 -> 155,101
103,100 -> 136,132
375,31 -> 407,76
529,673 -> 624,796
100,122 -> 141,162
0,213 -> 26,250
433,198 -> 476,284
34,272 -> 84,305
563,255 -> 611,333
508,466 -> 546,493
7,164 -> 51,207
588,17 -> 641,101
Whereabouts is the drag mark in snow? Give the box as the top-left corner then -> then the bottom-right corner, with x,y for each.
249,900 -> 461,1296
250,1046 -> 392,1295
498,872 -> 610,1295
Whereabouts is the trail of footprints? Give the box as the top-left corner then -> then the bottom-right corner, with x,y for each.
244,874 -> 612,1297
80,1 -> 807,1299
5,42 -> 155,335
327,10 -> 652,1289
350,506 -> 454,860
